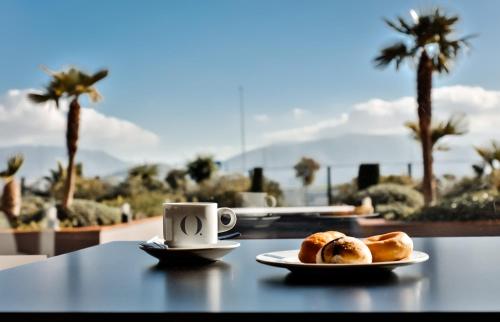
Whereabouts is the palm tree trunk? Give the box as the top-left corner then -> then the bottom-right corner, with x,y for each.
417,51 -> 435,206
1,179 -> 21,221
62,98 -> 80,209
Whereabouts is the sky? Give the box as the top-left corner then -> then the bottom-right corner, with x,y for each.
0,0 -> 499,165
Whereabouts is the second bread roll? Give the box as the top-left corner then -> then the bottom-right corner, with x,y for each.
316,236 -> 372,264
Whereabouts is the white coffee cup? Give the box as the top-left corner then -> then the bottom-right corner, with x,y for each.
239,192 -> 277,208
163,202 -> 237,247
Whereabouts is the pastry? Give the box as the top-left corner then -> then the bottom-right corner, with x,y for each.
363,231 -> 413,262
298,231 -> 345,263
316,236 -> 372,264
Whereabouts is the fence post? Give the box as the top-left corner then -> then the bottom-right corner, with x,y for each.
407,163 -> 413,178
21,177 -> 26,196
327,166 -> 333,205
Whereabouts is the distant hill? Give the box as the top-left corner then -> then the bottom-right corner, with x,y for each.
222,134 -> 480,186
0,145 -> 130,183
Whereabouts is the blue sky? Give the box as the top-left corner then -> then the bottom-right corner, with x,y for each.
1,0 -> 499,163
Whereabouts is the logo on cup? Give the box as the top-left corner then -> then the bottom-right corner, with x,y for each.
179,215 -> 203,236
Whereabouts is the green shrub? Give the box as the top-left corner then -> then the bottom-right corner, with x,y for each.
103,191 -> 185,219
190,174 -> 250,207
0,196 -> 49,229
352,183 -> 424,220
331,181 -> 357,205
17,195 -> 48,226
443,176 -> 491,199
380,175 -> 415,187
189,173 -> 284,207
413,190 -> 500,221
75,178 -> 114,200
264,179 -> 284,206
58,199 -> 121,227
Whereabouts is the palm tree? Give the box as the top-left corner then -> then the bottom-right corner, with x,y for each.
294,157 -> 320,205
128,164 -> 159,181
187,156 -> 217,184
28,67 -> 108,208
0,154 -> 24,221
405,114 -> 468,151
44,161 -> 83,197
475,141 -> 500,170
474,141 -> 500,190
165,169 -> 187,192
375,8 -> 473,205
128,164 -> 163,190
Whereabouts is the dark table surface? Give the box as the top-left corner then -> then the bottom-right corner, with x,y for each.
1,237 -> 500,320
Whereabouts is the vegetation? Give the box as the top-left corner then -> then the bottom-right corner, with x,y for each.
0,154 -> 24,223
165,169 -> 187,192
380,175 -> 415,187
4,8 -> 494,228
294,157 -> 321,187
29,67 -> 108,209
352,183 -> 424,220
57,199 -> 120,227
413,190 -> 499,221
375,8 -> 474,206
187,156 -> 217,184
474,141 -> 500,184
405,114 -> 468,151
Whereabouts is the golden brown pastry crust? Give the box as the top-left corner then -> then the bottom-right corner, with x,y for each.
363,231 -> 413,262
316,236 -> 372,264
298,231 -> 345,263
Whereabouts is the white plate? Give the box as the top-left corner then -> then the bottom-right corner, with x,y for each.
140,240 -> 240,263
302,212 -> 379,219
256,249 -> 429,274
233,206 -> 356,218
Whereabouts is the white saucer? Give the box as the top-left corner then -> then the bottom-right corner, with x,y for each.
140,240 -> 240,263
256,250 -> 429,274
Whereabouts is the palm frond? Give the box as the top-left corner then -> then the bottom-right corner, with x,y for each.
384,17 -> 412,35
0,154 -> 24,178
404,121 -> 420,141
90,69 -> 108,85
27,93 -> 51,103
475,146 -> 495,168
378,8 -> 474,74
405,114 -> 468,150
431,114 -> 468,144
374,42 -> 412,69
29,66 -> 108,104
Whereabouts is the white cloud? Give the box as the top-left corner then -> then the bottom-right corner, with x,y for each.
253,114 -> 270,123
292,108 -> 308,120
263,85 -> 500,144
264,113 -> 348,142
0,89 -> 160,160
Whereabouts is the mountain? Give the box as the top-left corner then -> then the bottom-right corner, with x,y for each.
222,134 -> 480,187
0,145 -> 130,183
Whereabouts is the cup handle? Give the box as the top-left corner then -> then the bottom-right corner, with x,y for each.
266,195 -> 277,207
163,213 -> 173,242
217,207 -> 237,233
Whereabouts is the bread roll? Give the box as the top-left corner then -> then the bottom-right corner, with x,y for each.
316,236 -> 372,264
298,231 -> 345,263
363,231 -> 413,262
